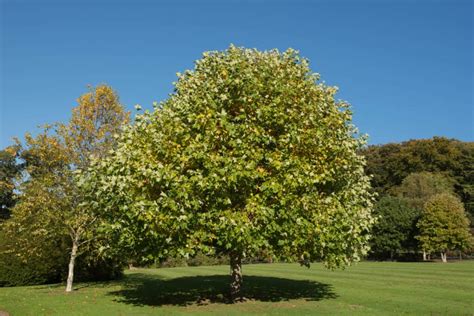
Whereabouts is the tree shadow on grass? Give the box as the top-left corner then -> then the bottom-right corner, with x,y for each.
109,273 -> 337,306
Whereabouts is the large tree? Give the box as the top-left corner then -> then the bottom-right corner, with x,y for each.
417,193 -> 472,263
85,46 -> 375,300
3,85 -> 128,291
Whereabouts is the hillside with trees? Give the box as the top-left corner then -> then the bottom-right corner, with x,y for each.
361,139 -> 473,260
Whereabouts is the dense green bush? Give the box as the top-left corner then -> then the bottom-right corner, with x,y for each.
0,229 -> 66,286
156,252 -> 277,268
369,196 -> 419,260
0,251 -> 124,287
157,253 -> 229,268
74,255 -> 124,282
0,255 -> 60,287
0,229 -> 124,287
156,257 -> 188,268
187,253 -> 229,267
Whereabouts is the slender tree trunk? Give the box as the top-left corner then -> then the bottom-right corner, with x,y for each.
66,239 -> 79,292
427,253 -> 431,260
440,252 -> 447,263
422,250 -> 427,261
459,251 -> 462,261
230,252 -> 243,302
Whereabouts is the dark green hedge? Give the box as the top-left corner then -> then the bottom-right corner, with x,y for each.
0,230 -> 124,287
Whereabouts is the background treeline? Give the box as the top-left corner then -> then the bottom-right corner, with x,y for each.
361,138 -> 474,260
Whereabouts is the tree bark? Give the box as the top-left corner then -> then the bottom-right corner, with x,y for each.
440,252 -> 447,263
66,239 -> 79,292
422,250 -> 427,261
230,252 -> 243,301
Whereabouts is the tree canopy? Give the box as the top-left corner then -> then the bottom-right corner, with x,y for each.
370,196 -> 419,259
0,146 -> 21,221
84,46 -> 375,299
391,172 -> 455,210
417,193 -> 472,262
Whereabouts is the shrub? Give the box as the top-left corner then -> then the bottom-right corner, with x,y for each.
0,229 -> 124,287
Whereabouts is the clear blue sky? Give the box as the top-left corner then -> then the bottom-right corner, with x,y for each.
1,0 -> 472,147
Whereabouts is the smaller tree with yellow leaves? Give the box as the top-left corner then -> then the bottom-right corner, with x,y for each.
417,193 -> 472,263
3,85 -> 129,291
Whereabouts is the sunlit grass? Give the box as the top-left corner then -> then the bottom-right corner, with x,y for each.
0,261 -> 473,315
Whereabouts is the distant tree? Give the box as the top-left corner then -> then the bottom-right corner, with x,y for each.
391,172 -> 456,210
417,193 -> 472,263
84,46 -> 375,300
370,196 -> 419,260
455,142 -> 474,220
360,143 -> 404,195
3,85 -> 129,292
0,146 -> 21,221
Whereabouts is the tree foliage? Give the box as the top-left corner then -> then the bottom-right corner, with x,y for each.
59,84 -> 130,169
54,84 -> 129,291
0,149 -> 84,286
361,138 -> 474,219
391,172 -> 456,210
0,227 -> 68,286
369,196 -> 419,259
370,172 -> 457,260
0,130 -> 70,286
84,46 -> 375,298
0,85 -> 128,289
0,146 -> 22,221
417,193 -> 472,262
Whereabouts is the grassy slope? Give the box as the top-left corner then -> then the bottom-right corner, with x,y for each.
0,261 -> 473,315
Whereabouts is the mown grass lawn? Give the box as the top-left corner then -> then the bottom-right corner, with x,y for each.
0,261 -> 473,315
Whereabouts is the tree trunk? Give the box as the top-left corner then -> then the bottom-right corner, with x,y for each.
440,252 -> 447,263
66,239 -> 79,292
230,252 -> 243,301
422,250 -> 427,261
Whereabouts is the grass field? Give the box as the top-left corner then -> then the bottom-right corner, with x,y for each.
0,261 -> 473,315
